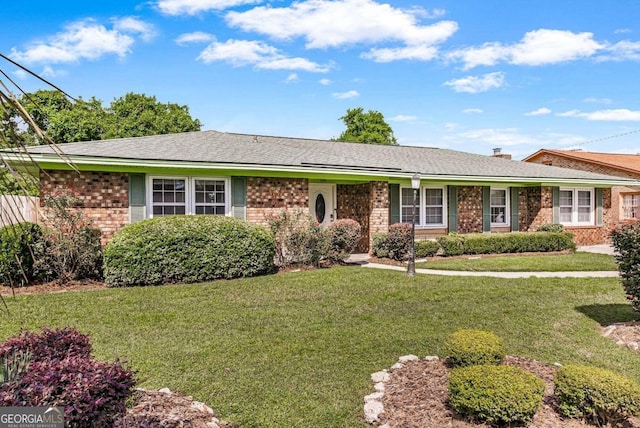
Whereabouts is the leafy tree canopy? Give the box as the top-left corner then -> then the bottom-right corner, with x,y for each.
11,90 -> 202,144
335,107 -> 397,145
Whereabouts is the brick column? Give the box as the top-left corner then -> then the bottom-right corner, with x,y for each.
369,181 -> 389,251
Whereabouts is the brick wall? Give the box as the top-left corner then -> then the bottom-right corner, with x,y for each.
337,183 -> 371,252
520,186 -> 553,232
245,177 -> 309,226
457,186 -> 483,233
40,170 -> 129,243
369,181 -> 389,251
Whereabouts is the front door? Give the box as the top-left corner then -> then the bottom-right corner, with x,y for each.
309,183 -> 336,227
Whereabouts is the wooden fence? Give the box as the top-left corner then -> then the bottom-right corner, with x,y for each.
0,195 -> 39,226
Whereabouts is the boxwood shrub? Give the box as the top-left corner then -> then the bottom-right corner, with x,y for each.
415,239 -> 440,257
445,329 -> 506,368
437,231 -> 575,256
449,365 -> 545,425
0,222 -> 45,286
555,364 -> 640,425
104,215 -> 275,287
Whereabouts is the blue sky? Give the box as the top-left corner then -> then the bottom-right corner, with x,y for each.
3,0 -> 640,159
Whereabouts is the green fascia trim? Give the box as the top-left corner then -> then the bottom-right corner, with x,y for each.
14,154 -> 640,187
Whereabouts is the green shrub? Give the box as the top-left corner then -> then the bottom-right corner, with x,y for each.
103,215 -> 275,287
0,222 -> 45,286
386,223 -> 413,261
436,231 -> 575,257
437,233 -> 465,256
372,233 -> 389,258
611,222 -> 640,311
327,219 -> 362,262
555,364 -> 640,426
445,329 -> 506,368
536,223 -> 565,233
415,239 -> 440,257
449,365 -> 544,425
268,209 -> 329,268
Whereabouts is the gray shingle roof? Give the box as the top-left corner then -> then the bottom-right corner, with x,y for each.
18,130 -> 634,182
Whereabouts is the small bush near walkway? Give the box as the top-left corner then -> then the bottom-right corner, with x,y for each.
611,222 -> 640,311
104,215 -> 275,287
0,222 -> 45,286
327,219 -> 361,262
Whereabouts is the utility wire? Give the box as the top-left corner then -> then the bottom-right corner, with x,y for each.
0,52 -> 77,102
561,128 -> 640,150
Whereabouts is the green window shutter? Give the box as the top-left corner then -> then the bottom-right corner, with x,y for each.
510,187 -> 519,232
231,177 -> 246,220
552,187 -> 560,224
596,188 -> 604,226
448,185 -> 457,233
128,173 -> 146,223
389,183 -> 400,224
482,186 -> 491,232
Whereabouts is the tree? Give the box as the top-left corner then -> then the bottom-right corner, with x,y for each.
106,93 -> 202,138
335,107 -> 397,145
11,91 -> 202,144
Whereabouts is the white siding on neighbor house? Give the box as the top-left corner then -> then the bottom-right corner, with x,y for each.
0,195 -> 39,226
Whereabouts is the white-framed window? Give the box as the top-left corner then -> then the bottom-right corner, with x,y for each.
559,188 -> 593,225
400,186 -> 447,228
623,194 -> 640,219
490,188 -> 509,226
148,176 -> 230,217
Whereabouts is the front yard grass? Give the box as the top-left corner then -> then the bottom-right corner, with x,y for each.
416,251 -> 617,272
0,267 -> 637,427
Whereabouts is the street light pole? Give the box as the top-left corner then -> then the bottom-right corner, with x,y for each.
407,173 -> 420,276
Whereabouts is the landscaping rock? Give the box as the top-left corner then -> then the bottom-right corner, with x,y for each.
364,400 -> 384,424
371,371 -> 390,383
364,391 -> 384,402
398,354 -> 419,363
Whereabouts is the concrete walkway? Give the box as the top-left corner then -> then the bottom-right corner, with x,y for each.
348,244 -> 619,278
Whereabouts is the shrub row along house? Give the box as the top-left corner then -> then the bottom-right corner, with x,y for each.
5,130 -> 638,250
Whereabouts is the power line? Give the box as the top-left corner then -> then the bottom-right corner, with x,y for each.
0,52 -> 77,102
561,128 -> 640,150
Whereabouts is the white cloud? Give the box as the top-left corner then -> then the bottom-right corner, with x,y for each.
558,108 -> 640,121
285,73 -> 299,83
175,31 -> 216,45
10,18 -> 153,64
444,71 -> 505,93
113,17 -> 156,41
318,78 -> 331,85
332,90 -> 359,99
226,0 -> 458,61
615,28 -> 632,34
157,0 -> 261,15
12,69 -> 29,80
598,40 -> 640,61
525,107 -> 552,116
583,97 -> 613,104
197,39 -> 331,72
389,114 -> 417,122
462,108 -> 483,114
455,128 -> 585,150
40,65 -> 66,78
362,44 -> 439,62
449,29 -> 604,69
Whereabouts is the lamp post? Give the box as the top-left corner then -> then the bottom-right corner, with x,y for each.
407,173 -> 420,276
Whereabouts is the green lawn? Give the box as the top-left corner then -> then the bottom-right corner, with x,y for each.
416,251 -> 617,272
0,267 -> 637,427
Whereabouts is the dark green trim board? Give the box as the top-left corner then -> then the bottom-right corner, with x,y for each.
482,186 -> 491,232
389,183 -> 400,224
510,187 -> 519,232
552,187 -> 560,224
596,188 -> 604,226
128,173 -> 146,223
231,177 -> 247,220
448,186 -> 457,233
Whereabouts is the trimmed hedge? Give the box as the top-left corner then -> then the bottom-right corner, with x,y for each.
0,222 -> 45,286
449,365 -> 545,425
415,240 -> 440,258
327,219 -> 362,262
555,364 -> 640,425
437,231 -> 575,257
445,329 -> 506,368
104,215 -> 275,287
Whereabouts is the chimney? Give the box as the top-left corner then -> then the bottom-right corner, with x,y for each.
492,147 -> 512,160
